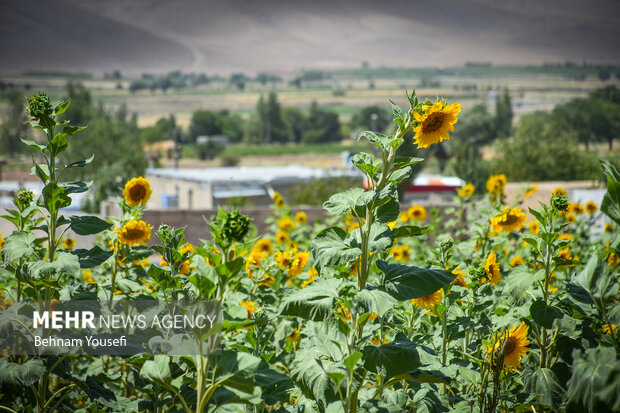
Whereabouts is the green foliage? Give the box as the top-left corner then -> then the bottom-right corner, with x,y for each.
0,89 -> 29,156
494,89 -> 513,138
494,113 -> 599,181
288,177 -> 361,206
351,105 -> 391,132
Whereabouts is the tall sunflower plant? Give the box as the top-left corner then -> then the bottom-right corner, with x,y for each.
279,90 -> 464,412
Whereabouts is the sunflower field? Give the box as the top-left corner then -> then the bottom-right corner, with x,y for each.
0,91 -> 619,412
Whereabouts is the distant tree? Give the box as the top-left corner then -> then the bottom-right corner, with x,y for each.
598,69 -> 611,82
301,102 -> 341,143
63,84 -> 94,125
256,93 -> 289,143
495,89 -> 513,138
351,106 -> 390,132
283,107 -> 305,143
290,77 -> 302,89
0,89 -> 29,157
229,73 -> 247,90
218,111 -> 244,142
189,111 -> 223,142
495,113 -> 598,181
590,85 -> 620,104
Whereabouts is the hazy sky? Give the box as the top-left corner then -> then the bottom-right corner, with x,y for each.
1,0 -> 619,75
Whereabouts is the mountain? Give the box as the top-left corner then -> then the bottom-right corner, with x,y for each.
1,0 -> 619,75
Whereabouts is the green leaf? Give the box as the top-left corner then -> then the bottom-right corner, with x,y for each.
290,348 -> 340,410
43,181 -> 71,214
280,278 -> 340,321
348,223 -> 393,254
358,131 -> 401,153
139,355 -> 171,384
20,138 -> 46,153
375,197 -> 400,223
73,247 -> 113,268
31,163 -> 50,181
567,346 -> 620,412
362,333 -> 423,379
0,359 -> 46,386
70,215 -> 112,235
343,351 -> 363,372
574,254 -> 618,302
323,188 -> 368,216
355,288 -> 397,317
351,152 -> 381,178
311,227 -> 361,269
530,300 -> 564,329
387,166 -> 412,184
54,98 -> 70,115
65,154 -> 94,169
304,319 -> 348,360
393,225 -> 427,238
600,160 -> 620,226
392,156 -> 424,171
1,231 -> 36,262
377,260 -> 456,300
524,367 -> 565,408
29,251 -> 80,279
46,133 -> 68,156
63,180 -> 91,194
63,125 -> 87,135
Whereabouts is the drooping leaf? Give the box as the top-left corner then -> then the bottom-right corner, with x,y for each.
1,231 -> 36,262
73,247 -> 113,268
65,154 -> 95,169
0,359 -> 46,386
355,287 -> 397,317
290,348 -> 340,410
362,333 -> 423,379
311,227 -> 361,270
351,152 -> 381,178
139,355 -> 171,384
574,254 -> 618,303
323,188 -> 368,216
348,223 -> 394,254
29,251 -> 80,279
600,160 -> 620,226
530,300 -> 564,329
567,346 -> 620,412
70,215 -> 112,235
523,367 -> 565,408
392,225 -> 427,239
377,260 -> 456,300
280,278 -> 341,321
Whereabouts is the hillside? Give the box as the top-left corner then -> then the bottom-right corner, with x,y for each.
1,0 -> 619,75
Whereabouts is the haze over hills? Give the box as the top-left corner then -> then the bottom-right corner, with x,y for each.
1,0 -> 620,76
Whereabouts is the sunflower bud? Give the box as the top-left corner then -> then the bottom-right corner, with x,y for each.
26,92 -> 53,121
221,210 -> 251,243
14,188 -> 34,211
551,194 -> 568,212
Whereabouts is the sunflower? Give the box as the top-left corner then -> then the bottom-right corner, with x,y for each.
277,216 -> 295,232
528,221 -> 540,235
286,329 -> 301,344
407,205 -> 427,221
605,223 -> 614,233
272,192 -> 285,208
411,289 -> 443,310
563,212 -> 576,224
301,271 -> 316,288
412,101 -> 462,148
524,185 -> 538,198
452,267 -> 470,288
62,238 -> 76,251
584,201 -> 597,215
489,322 -> 530,369
123,177 -> 152,207
83,270 -> 95,284
490,206 -> 527,233
295,211 -> 308,225
486,174 -> 507,201
117,220 -> 152,246
387,221 -> 397,230
275,231 -> 290,245
567,203 -> 583,215
608,252 -> 619,269
0,233 -> 4,251
552,187 -> 566,197
253,239 -> 274,256
290,250 -> 310,278
510,256 -> 524,267
483,251 -> 501,285
240,300 -> 259,318
245,251 -> 263,277
258,274 -> 276,288
459,183 -> 475,199
603,324 -> 618,336
399,212 -> 409,223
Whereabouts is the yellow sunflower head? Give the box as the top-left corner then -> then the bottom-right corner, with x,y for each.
490,206 -> 527,233
289,250 -> 310,278
528,221 -> 540,235
275,231 -> 290,245
272,192 -> 285,208
483,251 -> 501,285
62,238 -> 76,251
295,211 -> 308,225
116,220 -> 152,246
407,205 -> 427,221
524,184 -> 538,198
459,183 -> 475,199
83,270 -> 95,283
123,177 -> 152,207
510,256 -> 524,267
411,289 -> 444,311
253,238 -> 274,256
277,216 -> 295,232
486,174 -> 507,200
605,223 -> 614,233
399,211 -> 409,223
412,101 -> 462,149
240,300 -> 259,318
452,267 -> 470,288
584,201 -> 598,215
489,322 -> 530,369
563,212 -> 576,224
567,203 -> 583,216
